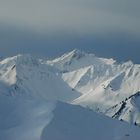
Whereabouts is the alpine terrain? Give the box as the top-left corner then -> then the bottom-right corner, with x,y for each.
0,49 -> 140,140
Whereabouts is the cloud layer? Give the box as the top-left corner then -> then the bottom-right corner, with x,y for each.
0,0 -> 140,35
0,0 -> 140,63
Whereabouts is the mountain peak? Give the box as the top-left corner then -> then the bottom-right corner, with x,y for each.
0,54 -> 38,64
69,49 -> 96,58
0,54 -> 40,86
0,54 -> 39,68
16,54 -> 39,67
47,49 -> 117,72
48,49 -> 86,65
71,48 -> 84,54
62,49 -> 86,60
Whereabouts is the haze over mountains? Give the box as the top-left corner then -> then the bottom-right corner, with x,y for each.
0,24 -> 140,64
0,49 -> 140,140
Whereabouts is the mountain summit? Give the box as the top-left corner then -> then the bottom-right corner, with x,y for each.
0,54 -> 80,101
48,49 -> 116,72
48,49 -> 140,125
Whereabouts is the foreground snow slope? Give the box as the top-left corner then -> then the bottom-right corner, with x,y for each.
42,102 -> 140,140
48,49 -> 140,125
0,96 -> 55,140
0,95 -> 140,140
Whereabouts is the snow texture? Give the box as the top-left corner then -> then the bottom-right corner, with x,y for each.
0,50 -> 140,140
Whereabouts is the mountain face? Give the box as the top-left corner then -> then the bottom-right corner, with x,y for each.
0,50 -> 140,140
0,54 -> 80,101
47,49 -> 116,72
47,49 -> 140,125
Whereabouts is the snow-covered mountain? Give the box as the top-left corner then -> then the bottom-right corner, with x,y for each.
48,49 -> 140,126
0,50 -> 140,140
47,49 -> 116,72
0,54 -> 80,101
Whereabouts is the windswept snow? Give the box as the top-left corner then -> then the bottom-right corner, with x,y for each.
0,96 -> 140,140
0,54 -> 80,101
48,49 -> 140,125
0,50 -> 140,140
47,49 -> 116,72
0,96 -> 55,140
42,102 -> 140,140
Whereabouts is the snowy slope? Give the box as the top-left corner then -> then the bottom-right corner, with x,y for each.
0,96 -> 55,140
42,102 -> 140,140
47,49 -> 116,72
0,51 -> 140,140
48,49 -> 140,125
0,95 -> 140,140
0,54 -> 80,102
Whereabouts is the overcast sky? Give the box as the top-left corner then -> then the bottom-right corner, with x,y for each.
0,0 -> 140,63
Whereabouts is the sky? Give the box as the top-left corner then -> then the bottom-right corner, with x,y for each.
0,0 -> 140,63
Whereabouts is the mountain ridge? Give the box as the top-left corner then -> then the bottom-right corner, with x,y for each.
47,49 -> 140,125
0,50 -> 140,140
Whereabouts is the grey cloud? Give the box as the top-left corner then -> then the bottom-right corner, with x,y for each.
0,25 -> 140,63
0,0 -> 140,35
0,0 -> 140,63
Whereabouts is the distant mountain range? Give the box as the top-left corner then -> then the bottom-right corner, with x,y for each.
0,49 -> 140,140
